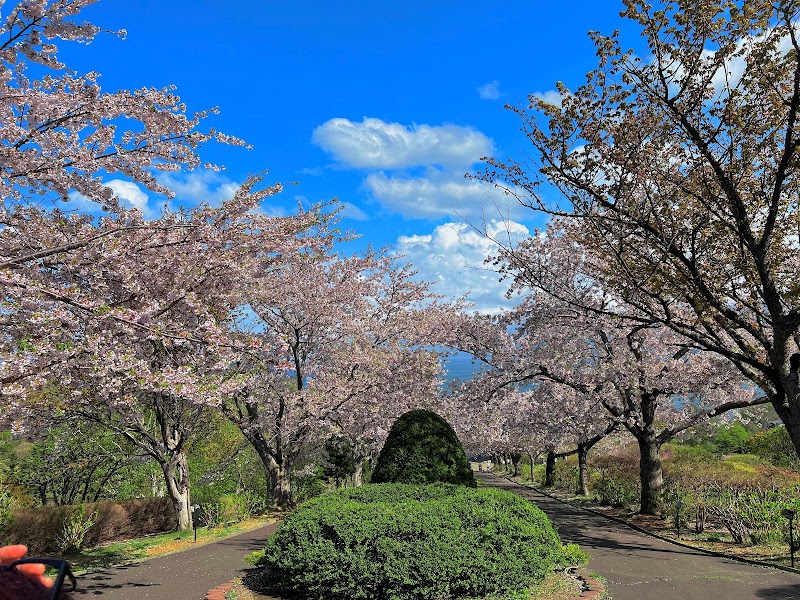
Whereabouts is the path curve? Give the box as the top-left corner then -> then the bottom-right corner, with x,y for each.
73,521 -> 278,599
478,472 -> 800,600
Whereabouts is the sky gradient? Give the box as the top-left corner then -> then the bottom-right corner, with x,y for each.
57,0 -> 644,313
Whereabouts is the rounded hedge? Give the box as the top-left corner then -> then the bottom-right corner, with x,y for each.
370,409 -> 476,487
254,483 -> 568,600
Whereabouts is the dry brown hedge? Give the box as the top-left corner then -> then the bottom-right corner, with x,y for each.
1,497 -> 175,553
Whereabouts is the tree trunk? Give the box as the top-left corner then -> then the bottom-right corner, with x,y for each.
353,460 -> 364,487
545,452 -> 556,487
527,452 -> 535,480
772,373 -> 800,459
637,436 -> 663,515
269,461 -> 292,508
577,442 -> 590,496
510,453 -> 521,477
161,452 -> 192,530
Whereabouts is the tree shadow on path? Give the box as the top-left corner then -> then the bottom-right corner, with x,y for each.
754,583 -> 800,599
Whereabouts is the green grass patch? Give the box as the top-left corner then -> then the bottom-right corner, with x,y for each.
64,515 -> 276,574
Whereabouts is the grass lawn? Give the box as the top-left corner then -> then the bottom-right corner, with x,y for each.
61,515 -> 277,575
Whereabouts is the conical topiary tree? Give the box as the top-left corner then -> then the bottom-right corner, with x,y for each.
370,409 -> 476,487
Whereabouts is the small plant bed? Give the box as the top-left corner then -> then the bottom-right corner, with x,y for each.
63,515 -> 277,574
246,483 -> 589,600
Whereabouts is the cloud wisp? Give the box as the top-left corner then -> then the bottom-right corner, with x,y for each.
477,80 -> 501,100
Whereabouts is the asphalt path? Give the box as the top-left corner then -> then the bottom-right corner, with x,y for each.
478,472 -> 800,600
72,521 -> 278,599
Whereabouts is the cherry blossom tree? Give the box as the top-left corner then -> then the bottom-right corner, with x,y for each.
0,0 -> 275,529
1,0 -> 251,394
448,316 -> 617,493
477,0 -> 800,457
219,249 -> 457,507
484,229 -> 766,513
0,0 -> 244,212
1,180 -> 330,528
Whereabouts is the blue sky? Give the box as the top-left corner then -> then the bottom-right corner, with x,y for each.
57,0 -> 642,313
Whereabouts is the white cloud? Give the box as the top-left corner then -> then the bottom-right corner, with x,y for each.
65,180 -> 156,219
105,179 -> 154,218
156,170 -> 241,207
312,117 -> 494,170
532,90 -> 563,108
341,202 -> 369,221
478,80 -> 501,100
397,220 -> 530,313
365,171 -> 521,220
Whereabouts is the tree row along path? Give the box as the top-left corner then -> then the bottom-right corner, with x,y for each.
477,473 -> 800,600
73,522 -> 278,599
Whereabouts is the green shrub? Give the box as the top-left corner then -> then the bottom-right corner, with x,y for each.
254,483 -> 567,600
56,504 -> 98,554
748,426 -> 800,470
370,409 -> 476,487
557,543 -> 590,569
202,493 -> 253,527
292,465 -> 328,503
713,423 -> 751,454
552,459 -> 579,491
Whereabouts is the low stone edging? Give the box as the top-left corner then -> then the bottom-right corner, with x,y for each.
205,580 -> 235,600
575,567 -> 605,599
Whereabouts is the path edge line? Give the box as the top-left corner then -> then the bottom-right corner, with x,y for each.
500,475 -> 800,577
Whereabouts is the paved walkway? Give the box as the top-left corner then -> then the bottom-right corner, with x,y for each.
478,473 -> 800,600
74,522 -> 278,599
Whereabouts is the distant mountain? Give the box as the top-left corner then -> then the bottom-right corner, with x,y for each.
440,352 -> 481,383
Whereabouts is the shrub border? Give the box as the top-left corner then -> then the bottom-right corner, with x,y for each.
503,475 -> 800,576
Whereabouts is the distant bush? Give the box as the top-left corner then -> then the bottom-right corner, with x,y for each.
1,497 -> 174,553
712,423 -> 751,454
201,493 -> 253,528
253,483 -> 569,600
370,409 -> 476,487
291,465 -> 328,503
552,458 -> 579,491
748,426 -> 800,470
591,449 -> 640,508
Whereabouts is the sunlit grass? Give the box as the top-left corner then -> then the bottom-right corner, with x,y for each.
64,515 -> 276,574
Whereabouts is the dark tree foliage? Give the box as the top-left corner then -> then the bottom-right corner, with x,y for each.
370,409 -> 476,487
323,435 -> 357,485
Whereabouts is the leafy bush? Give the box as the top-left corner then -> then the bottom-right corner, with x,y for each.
323,435 -> 357,484
748,426 -> 800,470
591,450 -> 640,508
663,445 -> 800,544
370,409 -> 476,487
557,543 -> 590,569
253,483 -> 568,600
292,465 -> 328,503
201,493 -> 252,527
552,459 -> 579,491
712,423 -> 751,454
57,504 -> 97,554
